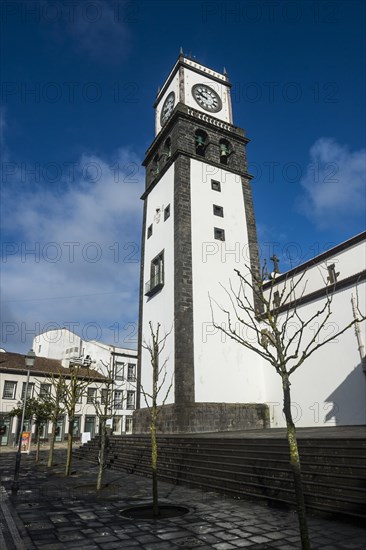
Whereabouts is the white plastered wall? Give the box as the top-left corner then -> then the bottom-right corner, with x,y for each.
140,165 -> 175,405
190,158 -> 265,403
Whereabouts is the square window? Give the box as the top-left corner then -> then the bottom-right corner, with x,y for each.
39,383 -> 51,399
213,205 -> 224,217
211,179 -> 221,192
147,224 -> 153,239
214,227 -> 225,241
3,381 -> 17,399
164,204 -> 170,221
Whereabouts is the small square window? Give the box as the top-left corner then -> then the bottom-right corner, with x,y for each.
164,204 -> 170,221
214,227 -> 225,241
3,381 -> 17,399
211,179 -> 221,192
213,205 -> 224,217
147,224 -> 153,239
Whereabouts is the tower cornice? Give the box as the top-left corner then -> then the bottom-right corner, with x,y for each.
144,103 -> 249,167
154,55 -> 232,109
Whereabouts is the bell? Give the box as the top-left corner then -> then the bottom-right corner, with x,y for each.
195,135 -> 205,148
220,144 -> 228,157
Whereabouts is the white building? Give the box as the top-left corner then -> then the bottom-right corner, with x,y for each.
136,53 -> 366,432
33,328 -> 137,435
0,350 -> 106,446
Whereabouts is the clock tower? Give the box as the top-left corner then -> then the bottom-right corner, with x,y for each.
135,53 -> 268,433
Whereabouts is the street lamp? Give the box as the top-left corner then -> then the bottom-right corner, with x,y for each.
12,348 -> 36,494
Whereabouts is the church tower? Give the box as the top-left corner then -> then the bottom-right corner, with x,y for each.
135,53 -> 267,433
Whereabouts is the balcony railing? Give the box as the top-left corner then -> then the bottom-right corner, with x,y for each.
145,270 -> 164,296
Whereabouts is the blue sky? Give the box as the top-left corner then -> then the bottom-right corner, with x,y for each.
1,0 -> 365,353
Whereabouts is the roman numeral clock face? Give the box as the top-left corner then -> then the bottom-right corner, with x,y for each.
192,84 -> 222,113
160,92 -> 175,126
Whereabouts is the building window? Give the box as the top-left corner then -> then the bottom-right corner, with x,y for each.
39,383 -> 51,399
115,362 -> 124,380
112,416 -> 122,434
101,389 -> 109,405
164,204 -> 170,221
214,227 -> 225,241
72,417 -> 81,436
3,381 -> 17,399
114,391 -> 123,410
211,179 -> 221,192
147,224 -> 153,239
213,204 -> 224,217
127,364 -> 135,381
87,388 -> 97,404
38,345 -> 42,353
127,391 -> 135,410
21,382 -> 34,400
125,416 -> 133,433
145,250 -> 164,296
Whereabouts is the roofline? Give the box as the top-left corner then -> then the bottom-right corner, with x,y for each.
263,230 -> 366,288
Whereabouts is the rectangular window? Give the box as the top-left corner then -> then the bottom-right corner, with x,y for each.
145,250 -> 164,296
214,227 -> 225,241
164,204 -> 170,221
3,381 -> 17,399
115,362 -> 124,380
147,224 -> 153,239
114,391 -> 123,410
87,388 -> 97,404
213,204 -> 224,217
127,391 -> 135,410
112,416 -> 122,434
39,383 -> 51,398
72,417 -> 81,436
125,416 -> 133,433
21,382 -> 34,400
127,364 -> 135,382
38,344 -> 42,353
101,388 -> 109,405
211,179 -> 221,192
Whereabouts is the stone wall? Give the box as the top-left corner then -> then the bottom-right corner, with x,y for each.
133,402 -> 270,434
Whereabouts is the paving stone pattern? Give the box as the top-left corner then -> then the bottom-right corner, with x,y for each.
0,449 -> 365,549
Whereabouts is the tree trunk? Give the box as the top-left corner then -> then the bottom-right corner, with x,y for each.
36,426 -> 41,462
65,417 -> 74,476
282,375 -> 311,550
48,420 -> 57,468
96,420 -> 105,491
151,414 -> 158,517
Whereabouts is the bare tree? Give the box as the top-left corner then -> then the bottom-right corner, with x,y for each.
93,361 -> 115,491
141,322 -> 173,517
210,264 -> 365,550
40,375 -> 65,468
60,363 -> 96,476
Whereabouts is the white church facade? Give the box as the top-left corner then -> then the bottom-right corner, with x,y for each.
135,53 -> 366,433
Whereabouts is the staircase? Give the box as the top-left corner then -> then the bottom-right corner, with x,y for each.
74,434 -> 366,520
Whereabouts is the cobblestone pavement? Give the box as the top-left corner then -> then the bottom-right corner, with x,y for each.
1,448 -> 365,549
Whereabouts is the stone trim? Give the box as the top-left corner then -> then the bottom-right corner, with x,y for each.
174,155 -> 195,407
136,199 -> 147,410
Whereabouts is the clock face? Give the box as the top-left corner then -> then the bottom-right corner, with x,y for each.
192,84 -> 222,113
160,92 -> 175,126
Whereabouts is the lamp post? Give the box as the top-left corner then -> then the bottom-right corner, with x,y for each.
12,348 -> 36,494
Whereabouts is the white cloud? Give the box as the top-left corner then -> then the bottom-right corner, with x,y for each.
298,138 -> 366,229
1,148 -> 144,353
